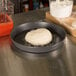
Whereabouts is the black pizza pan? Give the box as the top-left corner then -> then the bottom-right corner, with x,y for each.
10,22 -> 66,54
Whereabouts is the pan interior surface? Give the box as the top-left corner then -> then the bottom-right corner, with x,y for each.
11,22 -> 66,53
14,28 -> 60,47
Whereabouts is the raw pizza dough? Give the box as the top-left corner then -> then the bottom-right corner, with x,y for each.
25,28 -> 52,46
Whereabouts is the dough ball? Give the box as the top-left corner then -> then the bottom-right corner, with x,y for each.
25,28 -> 52,46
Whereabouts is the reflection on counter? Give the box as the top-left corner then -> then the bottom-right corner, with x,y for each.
10,41 -> 70,76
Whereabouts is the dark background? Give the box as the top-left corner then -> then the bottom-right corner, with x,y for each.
10,0 -> 76,14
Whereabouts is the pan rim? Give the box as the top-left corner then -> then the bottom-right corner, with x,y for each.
10,22 -> 66,53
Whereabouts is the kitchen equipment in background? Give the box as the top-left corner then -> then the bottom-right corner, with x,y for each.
42,0 -> 49,7
49,0 -> 73,18
0,0 -> 14,15
46,6 -> 76,37
0,0 -> 13,37
10,22 -> 66,54
39,1 -> 44,8
24,4 -> 29,12
33,0 -> 39,10
6,0 -> 14,15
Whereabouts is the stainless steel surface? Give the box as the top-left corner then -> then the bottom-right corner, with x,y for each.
0,9 -> 76,76
0,36 -> 76,76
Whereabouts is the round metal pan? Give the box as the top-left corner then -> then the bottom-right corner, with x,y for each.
10,22 -> 66,54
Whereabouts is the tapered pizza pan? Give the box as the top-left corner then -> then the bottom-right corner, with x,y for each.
10,22 -> 66,54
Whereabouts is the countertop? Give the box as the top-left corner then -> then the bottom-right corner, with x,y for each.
0,8 -> 76,76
